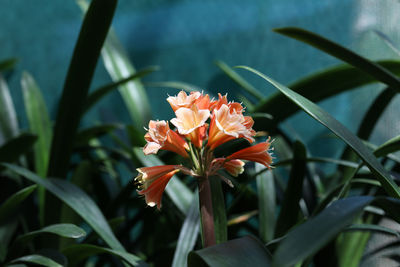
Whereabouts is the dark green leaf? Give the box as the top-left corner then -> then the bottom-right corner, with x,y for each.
83,66 -> 159,114
215,60 -> 263,99
21,71 -> 52,177
188,236 -> 271,267
9,254 -> 62,267
374,135 -> 400,158
237,66 -> 400,198
0,58 -> 18,72
274,27 -> 400,91
74,124 -> 122,147
275,141 -> 307,237
254,60 -> 400,128
0,133 -> 37,163
0,75 -> 18,144
61,244 -> 140,266
172,196 -> 200,267
0,185 -> 37,224
273,197 -> 373,267
345,223 -> 400,237
2,163 -> 130,254
48,0 -> 117,179
256,164 -> 276,242
14,224 -> 86,244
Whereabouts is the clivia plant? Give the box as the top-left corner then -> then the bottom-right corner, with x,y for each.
134,91 -> 273,247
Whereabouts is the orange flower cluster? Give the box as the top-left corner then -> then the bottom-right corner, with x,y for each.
135,91 -> 273,209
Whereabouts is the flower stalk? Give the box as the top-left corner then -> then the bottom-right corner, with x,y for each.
198,175 -> 216,247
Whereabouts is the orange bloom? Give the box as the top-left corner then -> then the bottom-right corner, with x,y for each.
207,104 -> 255,150
171,105 -> 210,147
167,91 -> 201,112
210,93 -> 244,113
227,139 -> 273,168
144,120 -> 189,157
223,159 -> 245,177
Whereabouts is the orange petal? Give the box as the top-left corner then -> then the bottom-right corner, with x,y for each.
138,169 -> 179,209
223,159 -> 245,177
227,139 -> 273,168
171,105 -> 210,135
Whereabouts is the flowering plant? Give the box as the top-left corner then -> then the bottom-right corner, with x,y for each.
134,91 -> 273,246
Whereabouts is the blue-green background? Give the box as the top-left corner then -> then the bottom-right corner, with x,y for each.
1,0 -> 399,158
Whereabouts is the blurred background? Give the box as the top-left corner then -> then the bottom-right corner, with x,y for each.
1,0 -> 399,158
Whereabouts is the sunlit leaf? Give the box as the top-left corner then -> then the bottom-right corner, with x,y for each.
0,75 -> 18,144
237,66 -> 400,198
274,27 -> 400,91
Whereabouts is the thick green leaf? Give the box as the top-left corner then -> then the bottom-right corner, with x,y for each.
345,223 -> 400,237
374,135 -> 400,158
83,66 -> 159,114
215,60 -> 263,99
9,254 -> 62,267
0,133 -> 37,164
238,66 -> 400,198
274,27 -> 400,91
254,60 -> 400,128
340,87 -> 397,177
61,244 -> 140,266
133,147 -> 193,214
2,163 -> 130,254
209,177 -> 227,244
21,71 -> 52,177
0,219 -> 18,262
47,0 -> 117,179
144,81 -> 202,92
101,29 -> 151,128
0,75 -> 18,144
14,224 -> 86,244
275,141 -> 307,237
256,164 -> 276,242
188,236 -> 271,267
273,196 -> 400,267
0,58 -> 18,72
273,197 -> 372,267
172,195 -> 200,267
0,185 -> 37,224
74,124 -> 122,147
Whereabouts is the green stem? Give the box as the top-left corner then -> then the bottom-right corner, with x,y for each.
198,176 -> 216,247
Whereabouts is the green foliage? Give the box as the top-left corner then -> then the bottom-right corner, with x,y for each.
2,3 -> 400,266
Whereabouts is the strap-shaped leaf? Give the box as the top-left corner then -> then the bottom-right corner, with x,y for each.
172,196 -> 200,267
21,71 -> 52,177
9,254 -> 62,267
253,61 -> 400,128
0,185 -> 37,224
275,141 -> 307,237
83,66 -> 159,114
238,66 -> 400,198
48,0 -> 117,179
274,27 -> 400,91
256,163 -> 276,242
188,236 -> 271,267
2,163 -> 131,254
61,244 -> 140,266
0,133 -> 37,164
0,75 -> 18,144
